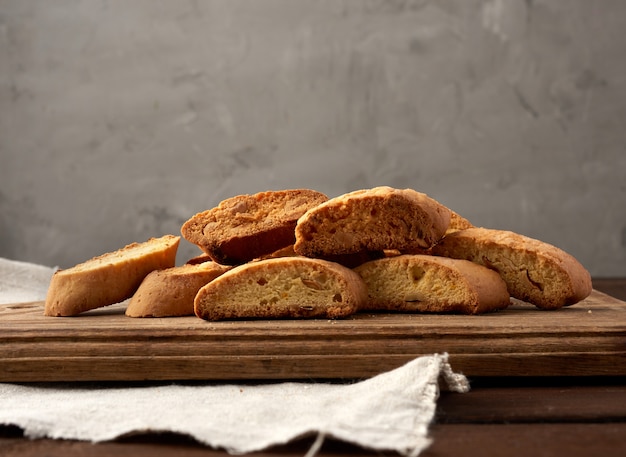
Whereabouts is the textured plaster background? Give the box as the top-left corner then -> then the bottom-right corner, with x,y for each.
1,0 -> 625,276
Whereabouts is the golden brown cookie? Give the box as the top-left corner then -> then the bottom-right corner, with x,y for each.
44,235 -> 180,316
432,227 -> 592,309
354,254 -> 511,314
181,189 -> 328,265
194,257 -> 368,320
126,262 -> 231,317
294,186 -> 451,258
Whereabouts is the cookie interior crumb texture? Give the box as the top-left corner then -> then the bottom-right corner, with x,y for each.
194,257 -> 368,321
354,254 -> 511,314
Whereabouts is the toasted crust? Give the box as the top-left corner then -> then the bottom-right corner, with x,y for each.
125,262 -> 231,317
294,186 -> 451,258
354,254 -> 511,314
194,257 -> 368,320
44,235 -> 180,316
432,227 -> 592,309
447,210 -> 474,234
181,189 -> 328,265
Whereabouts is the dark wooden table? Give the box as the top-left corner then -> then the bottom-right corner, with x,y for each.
2,278 -> 625,457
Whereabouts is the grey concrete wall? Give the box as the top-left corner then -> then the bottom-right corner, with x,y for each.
1,0 -> 625,277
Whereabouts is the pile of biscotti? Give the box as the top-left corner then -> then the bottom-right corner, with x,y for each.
44,186 -> 592,320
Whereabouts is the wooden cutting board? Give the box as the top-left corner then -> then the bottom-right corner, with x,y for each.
1,290 -> 625,382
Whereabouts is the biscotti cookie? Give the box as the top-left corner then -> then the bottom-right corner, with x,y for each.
194,257 -> 368,320
431,227 -> 592,309
181,189 -> 328,265
354,254 -> 511,314
447,210 -> 474,234
294,187 -> 451,258
44,235 -> 180,316
126,262 -> 231,317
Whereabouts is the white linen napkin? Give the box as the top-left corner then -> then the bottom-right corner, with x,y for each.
0,257 -> 469,456
0,257 -> 57,304
0,355 -> 468,456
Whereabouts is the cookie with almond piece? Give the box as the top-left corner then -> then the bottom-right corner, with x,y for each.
354,254 -> 511,314
431,227 -> 592,309
194,257 -> 367,320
